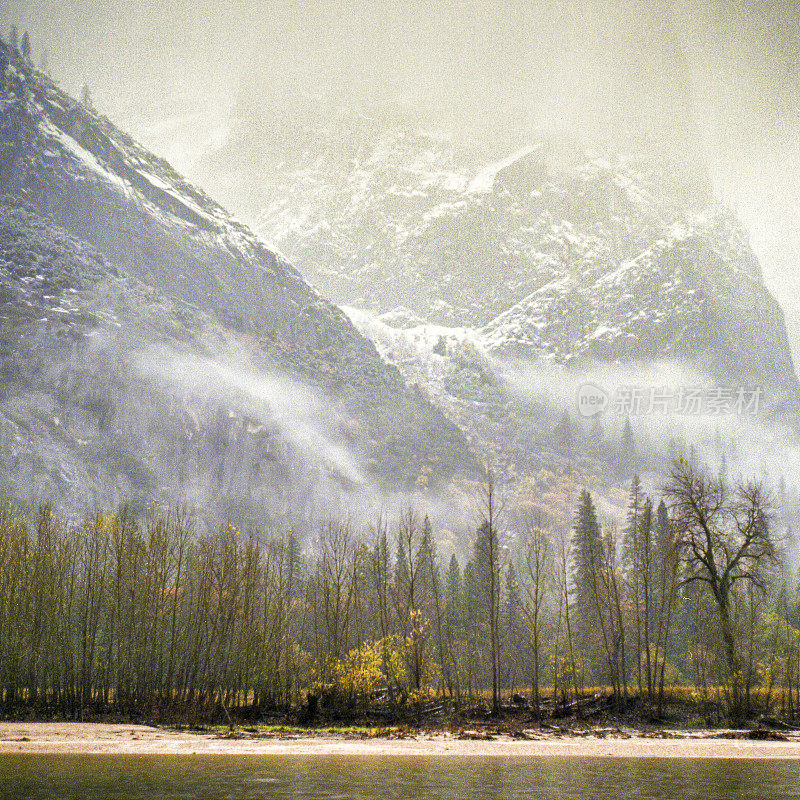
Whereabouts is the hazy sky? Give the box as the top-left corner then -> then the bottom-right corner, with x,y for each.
3,0 -> 800,351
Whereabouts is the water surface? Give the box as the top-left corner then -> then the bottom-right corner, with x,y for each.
1,755 -> 798,799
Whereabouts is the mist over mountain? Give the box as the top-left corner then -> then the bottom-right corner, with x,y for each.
1,2 -> 800,536
0,40 -> 476,529
222,108 -> 796,403
167,4 -> 800,530
2,2 -> 800,740
225,101 -> 800,528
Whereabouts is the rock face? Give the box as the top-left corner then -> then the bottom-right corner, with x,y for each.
481,212 -> 798,401
0,41 -> 474,522
212,96 -> 800,498
247,113 -> 798,408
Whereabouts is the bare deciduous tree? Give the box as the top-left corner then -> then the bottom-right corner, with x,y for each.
665,459 -> 778,717
519,512 -> 551,719
475,470 -> 503,714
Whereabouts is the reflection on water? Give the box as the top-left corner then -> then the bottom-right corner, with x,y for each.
0,755 -> 798,800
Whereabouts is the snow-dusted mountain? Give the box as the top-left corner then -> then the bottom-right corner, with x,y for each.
3,25 -> 795,529
244,111 -> 798,410
186,98 -> 800,509
481,212 -> 797,400
0,41 -> 475,523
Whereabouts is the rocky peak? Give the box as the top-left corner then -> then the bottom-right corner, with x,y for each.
0,40 -> 475,520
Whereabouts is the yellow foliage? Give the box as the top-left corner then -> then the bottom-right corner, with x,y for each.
333,641 -> 385,700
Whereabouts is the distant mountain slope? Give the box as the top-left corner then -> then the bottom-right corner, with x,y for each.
0,41 -> 475,519
244,112 -> 798,406
481,213 -> 798,403
248,119 -> 683,324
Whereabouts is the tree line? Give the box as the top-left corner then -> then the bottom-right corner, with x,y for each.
0,460 -> 795,722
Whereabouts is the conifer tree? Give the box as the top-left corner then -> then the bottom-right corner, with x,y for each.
572,490 -> 601,620
571,489 -> 603,682
622,475 -> 643,691
554,409 -> 574,453
415,515 -> 436,596
639,496 -> 654,694
20,31 -> 30,61
80,83 -> 93,109
621,478 -> 657,697
462,557 -> 480,699
443,553 -> 463,701
622,475 -> 643,573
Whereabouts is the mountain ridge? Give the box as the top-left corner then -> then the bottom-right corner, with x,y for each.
0,40 -> 476,522
238,110 -> 797,407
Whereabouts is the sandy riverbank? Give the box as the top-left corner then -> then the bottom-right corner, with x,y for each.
0,723 -> 799,758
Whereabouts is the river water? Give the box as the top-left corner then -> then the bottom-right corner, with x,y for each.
1,754 -> 798,799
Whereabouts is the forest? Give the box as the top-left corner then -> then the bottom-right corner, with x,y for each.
0,459 -> 795,727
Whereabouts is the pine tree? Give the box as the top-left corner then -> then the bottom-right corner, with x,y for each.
443,553 -> 463,700
639,496 -> 654,694
415,515 -> 436,596
572,490 -> 601,613
622,475 -> 642,690
622,474 -> 643,581
462,557 -> 480,699
8,26 -> 18,52
623,475 -> 658,695
80,83 -> 93,109
20,31 -> 30,61
571,489 -> 602,682
554,409 -> 574,453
